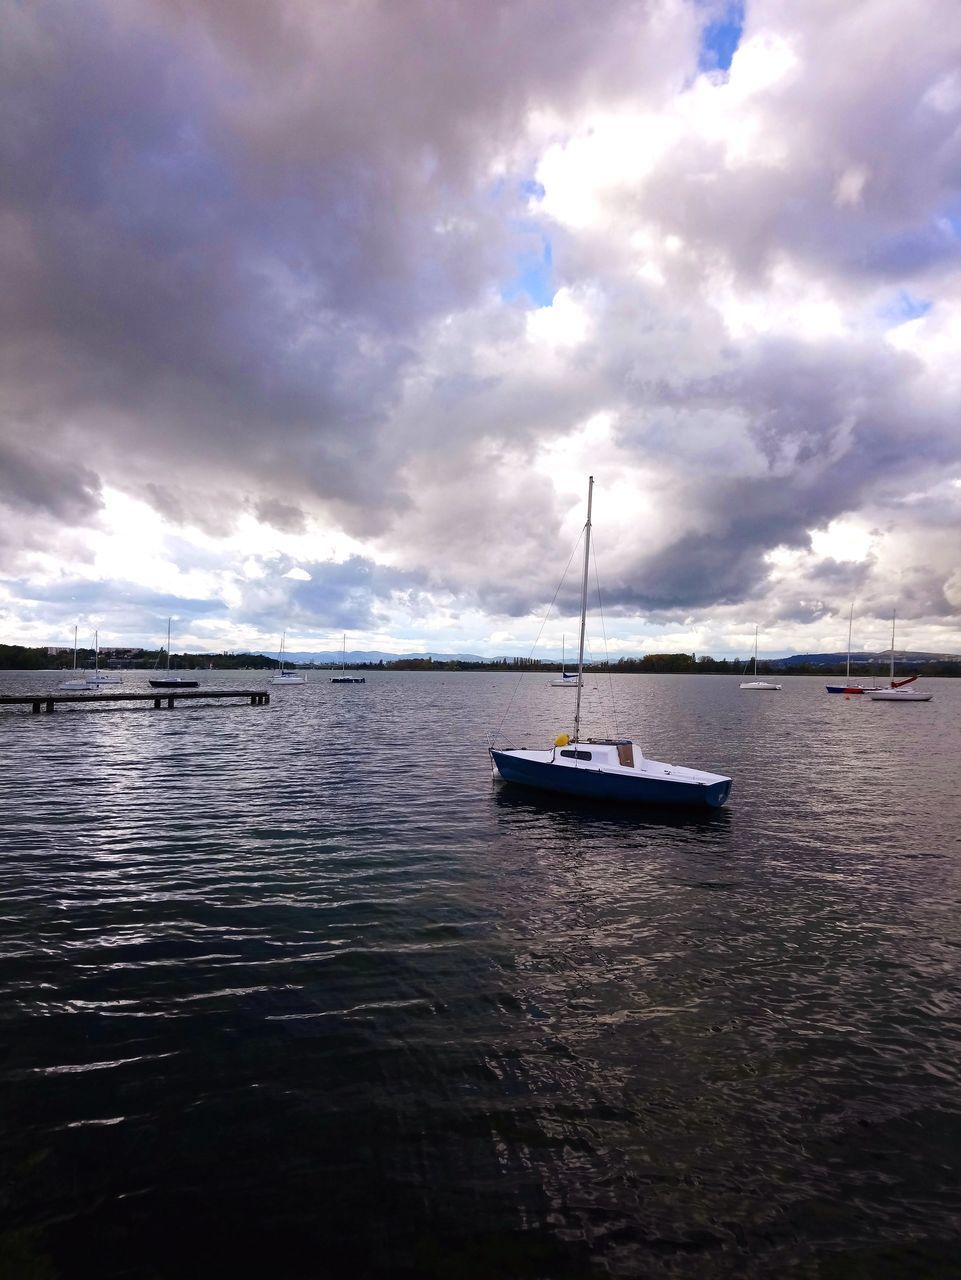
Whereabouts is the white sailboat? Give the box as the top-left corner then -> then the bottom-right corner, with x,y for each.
60,625 -> 89,690
149,619 -> 198,688
870,611 -> 932,701
85,630 -> 122,684
739,626 -> 781,690
272,631 -> 307,684
330,634 -> 365,684
549,635 -> 581,688
489,477 -> 733,808
62,630 -> 122,688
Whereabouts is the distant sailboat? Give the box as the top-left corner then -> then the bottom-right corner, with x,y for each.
739,626 -> 782,690
549,635 -> 581,688
60,625 -> 89,690
272,631 -> 307,684
870,611 -> 932,702
85,630 -> 122,685
149,619 -> 199,688
330,634 -> 366,684
826,603 -> 883,694
62,630 -> 121,688
826,602 -> 866,694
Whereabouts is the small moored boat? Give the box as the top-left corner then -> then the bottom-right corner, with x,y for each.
869,612 -> 932,702
149,619 -> 199,688
62,629 -> 122,689
330,634 -> 365,683
739,626 -> 781,690
271,631 -> 307,684
489,477 -> 733,809
549,636 -> 582,688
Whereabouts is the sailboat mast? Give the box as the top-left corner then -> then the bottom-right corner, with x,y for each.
72,625 -> 77,672
889,610 -> 896,684
166,618 -> 171,673
573,476 -> 594,743
846,603 -> 853,680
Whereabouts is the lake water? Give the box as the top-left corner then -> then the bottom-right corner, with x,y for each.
2,669 -> 960,1278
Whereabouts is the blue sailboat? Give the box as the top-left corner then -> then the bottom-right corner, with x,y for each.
548,636 -> 582,687
489,477 -> 733,809
826,602 -> 872,694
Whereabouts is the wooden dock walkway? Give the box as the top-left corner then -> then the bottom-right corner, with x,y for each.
0,689 -> 270,714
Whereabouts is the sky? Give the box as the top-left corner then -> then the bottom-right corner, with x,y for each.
2,0 -> 961,661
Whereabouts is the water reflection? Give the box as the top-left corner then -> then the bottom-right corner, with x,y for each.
2,671 -> 961,1278
491,778 -> 734,836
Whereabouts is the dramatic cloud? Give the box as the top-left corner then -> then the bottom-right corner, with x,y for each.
2,0 -> 960,658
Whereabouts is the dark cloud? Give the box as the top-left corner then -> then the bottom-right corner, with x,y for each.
0,0 -> 695,538
0,437 -> 102,523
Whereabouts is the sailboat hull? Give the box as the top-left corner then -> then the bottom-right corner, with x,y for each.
869,689 -> 932,702
490,748 -> 732,809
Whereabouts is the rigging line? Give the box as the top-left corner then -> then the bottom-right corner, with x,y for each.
590,537 -> 619,739
490,531 -> 584,745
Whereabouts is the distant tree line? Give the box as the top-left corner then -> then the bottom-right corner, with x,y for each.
0,645 -> 51,670
2,645 -> 959,676
0,645 -> 279,671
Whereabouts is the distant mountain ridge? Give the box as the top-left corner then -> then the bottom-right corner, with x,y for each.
257,649 -> 485,664
768,650 -> 961,669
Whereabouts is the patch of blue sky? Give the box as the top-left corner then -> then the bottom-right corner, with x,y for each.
697,1 -> 744,73
865,217 -> 961,275
878,290 -> 933,327
501,237 -> 554,307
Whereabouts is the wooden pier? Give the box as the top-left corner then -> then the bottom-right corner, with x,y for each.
0,689 -> 270,714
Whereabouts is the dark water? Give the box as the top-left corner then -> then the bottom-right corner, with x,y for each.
2,670 -> 961,1278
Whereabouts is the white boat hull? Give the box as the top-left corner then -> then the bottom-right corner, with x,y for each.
870,689 -> 932,701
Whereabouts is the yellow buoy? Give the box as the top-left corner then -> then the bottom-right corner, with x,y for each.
554,733 -> 570,747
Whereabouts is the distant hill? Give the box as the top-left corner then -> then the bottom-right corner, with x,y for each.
769,650 -> 961,670
257,649 -> 485,665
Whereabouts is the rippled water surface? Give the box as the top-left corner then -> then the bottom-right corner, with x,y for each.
2,670 -> 961,1278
